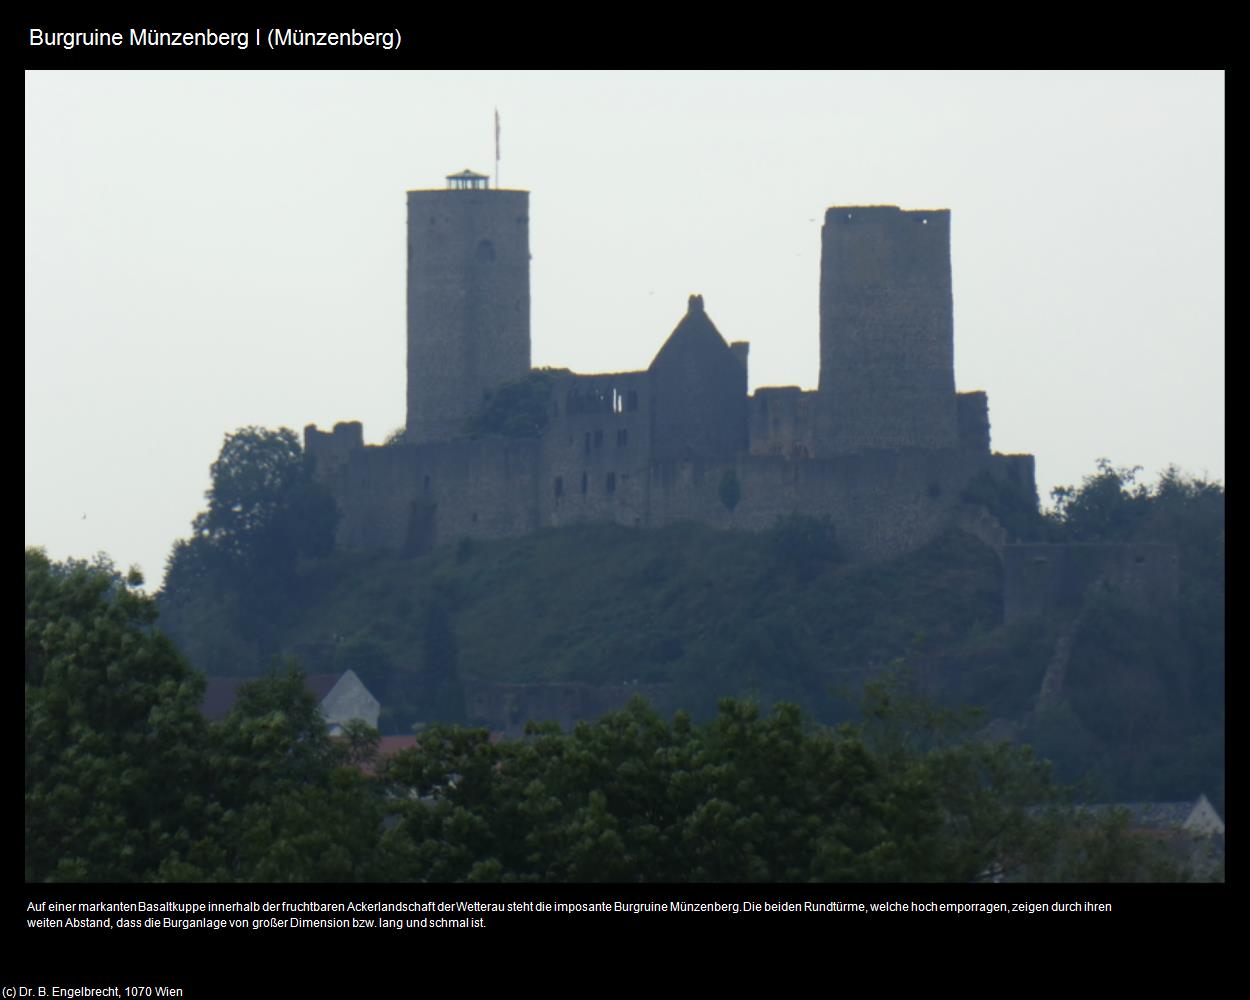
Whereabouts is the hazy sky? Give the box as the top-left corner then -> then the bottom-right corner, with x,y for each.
25,70 -> 1224,583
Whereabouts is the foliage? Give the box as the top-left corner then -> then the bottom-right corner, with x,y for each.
467,370 -> 559,438
769,513 -> 840,582
381,686 -> 1077,883
161,426 -> 339,618
31,545 -> 1214,882
25,549 -> 210,881
1045,459 -> 1150,542
960,468 -> 1043,541
419,585 -> 466,724
27,549 -> 388,882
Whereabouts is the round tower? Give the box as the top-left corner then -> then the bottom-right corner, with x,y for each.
406,170 -> 530,443
817,205 -> 957,454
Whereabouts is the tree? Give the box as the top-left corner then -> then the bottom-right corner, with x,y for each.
163,427 -> 339,607
27,549 -> 391,882
25,549 -> 210,881
196,664 -> 389,882
1045,458 -> 1149,542
380,689 -> 1070,882
467,370 -> 560,438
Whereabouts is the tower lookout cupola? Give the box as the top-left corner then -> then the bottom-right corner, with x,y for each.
446,169 -> 491,190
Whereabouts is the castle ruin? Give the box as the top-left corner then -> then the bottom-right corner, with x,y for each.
305,172 -> 1037,563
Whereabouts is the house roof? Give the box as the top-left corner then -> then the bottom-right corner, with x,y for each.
648,294 -> 732,370
200,671 -> 356,721
1075,795 -> 1225,836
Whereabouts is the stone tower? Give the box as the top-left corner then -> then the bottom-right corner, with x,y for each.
818,205 -> 957,454
406,170 -> 530,443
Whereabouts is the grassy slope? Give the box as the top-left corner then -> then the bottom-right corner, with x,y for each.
162,522 -> 1050,726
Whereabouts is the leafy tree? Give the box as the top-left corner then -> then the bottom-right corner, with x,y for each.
467,370 -> 562,438
960,468 -> 1043,541
381,688 -> 1067,883
25,549 -> 210,881
161,427 -> 339,622
194,426 -> 338,575
1045,458 -> 1150,542
198,664 -> 388,882
27,550 -> 391,882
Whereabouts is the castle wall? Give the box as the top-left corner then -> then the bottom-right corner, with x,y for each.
309,417 -> 1038,564
1002,542 -> 1180,622
317,436 -> 541,554
304,421 -> 364,478
818,206 -> 958,454
539,370 -> 653,530
749,387 -> 818,459
646,448 -> 1026,561
406,188 -> 530,443
957,391 -> 991,452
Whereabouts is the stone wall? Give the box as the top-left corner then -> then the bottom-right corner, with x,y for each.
539,370 -> 653,531
749,387 -> 817,459
957,391 -> 991,452
307,423 -> 1038,565
1002,542 -> 1180,622
314,435 -> 542,554
646,448 -> 1034,562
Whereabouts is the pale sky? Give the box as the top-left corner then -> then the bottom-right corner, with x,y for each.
25,70 -> 1225,584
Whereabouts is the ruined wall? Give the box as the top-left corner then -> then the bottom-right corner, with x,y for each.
304,421 -> 364,478
310,432 -> 541,554
749,387 -> 818,459
539,370 -> 652,531
406,188 -> 530,444
646,448 -> 1031,561
1002,543 -> 1180,622
957,391 -> 991,452
818,206 -> 958,455
309,419 -> 1036,564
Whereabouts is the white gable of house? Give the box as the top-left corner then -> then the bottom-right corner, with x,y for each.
1184,794 -> 1225,837
319,669 -> 381,734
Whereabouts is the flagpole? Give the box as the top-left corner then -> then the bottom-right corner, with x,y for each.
494,108 -> 500,189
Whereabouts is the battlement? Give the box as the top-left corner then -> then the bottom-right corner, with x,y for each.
304,421 -> 363,477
